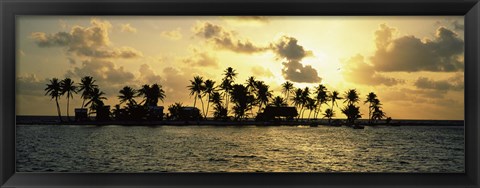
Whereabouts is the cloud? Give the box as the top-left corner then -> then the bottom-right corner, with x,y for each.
371,24 -> 464,72
374,23 -> 396,50
381,88 -> 447,104
270,36 -> 313,61
67,57 -> 76,65
182,48 -> 219,68
65,59 -> 135,87
414,75 -> 464,91
161,67 -> 191,105
193,22 -> 267,54
251,66 -> 274,78
120,23 -> 137,33
138,64 -> 163,84
193,23 -> 319,83
451,20 -> 464,31
16,73 -> 46,96
31,18 -> 142,59
342,54 -> 404,86
271,36 -> 320,83
281,60 -> 321,83
161,28 -> 182,40
64,59 -> 138,97
379,86 -> 464,120
435,20 -> 464,32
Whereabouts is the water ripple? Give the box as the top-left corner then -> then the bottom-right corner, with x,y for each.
16,125 -> 464,172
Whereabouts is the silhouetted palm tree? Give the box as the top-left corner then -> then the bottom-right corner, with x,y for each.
300,87 -> 311,119
245,76 -> 257,93
85,88 -> 107,116
224,67 -> 237,81
203,79 -> 216,118
78,76 -> 98,108
210,91 -> 223,106
187,76 -> 205,111
150,84 -> 166,106
329,90 -> 342,113
220,78 -> 233,113
342,104 -> 362,125
210,91 -> 228,120
45,78 -> 63,122
245,76 -> 258,116
306,98 -> 316,120
254,81 -> 272,114
270,96 -> 287,107
314,84 -> 328,119
138,84 -> 150,104
344,89 -> 360,106
371,105 -> 386,123
281,81 -> 294,105
230,84 -> 254,120
60,78 -> 77,121
138,84 -> 166,107
221,67 -> 237,113
210,91 -> 227,120
323,108 -> 334,124
168,102 -> 183,120
364,92 -> 378,124
292,88 -> 303,120
118,86 -> 137,106
213,104 -> 228,120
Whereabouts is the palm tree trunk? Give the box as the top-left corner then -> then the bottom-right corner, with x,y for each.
193,93 -> 197,108
205,95 -> 210,119
296,106 -> 301,121
286,92 -> 290,106
55,97 -> 62,122
316,104 -> 322,119
66,96 -> 70,121
308,110 -> 312,120
226,94 -> 229,110
199,95 -> 205,119
332,101 -> 334,112
368,104 -> 372,125
297,105 -> 304,121
301,105 -> 305,119
225,94 -> 230,115
257,103 -> 263,114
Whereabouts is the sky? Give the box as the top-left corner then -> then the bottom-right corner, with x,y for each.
16,16 -> 465,120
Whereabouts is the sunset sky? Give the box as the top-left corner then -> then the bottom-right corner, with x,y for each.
16,16 -> 464,120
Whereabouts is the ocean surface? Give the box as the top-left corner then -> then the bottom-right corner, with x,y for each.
16,125 -> 464,172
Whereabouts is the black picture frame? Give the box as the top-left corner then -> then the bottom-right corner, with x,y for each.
1,0 -> 479,187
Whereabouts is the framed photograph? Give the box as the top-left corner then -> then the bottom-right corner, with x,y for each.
1,0 -> 479,187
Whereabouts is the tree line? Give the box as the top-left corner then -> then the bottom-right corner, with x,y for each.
183,67 -> 388,124
45,76 -> 165,122
45,67 -> 388,124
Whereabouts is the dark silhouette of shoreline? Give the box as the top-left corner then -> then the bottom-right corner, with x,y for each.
16,115 -> 464,126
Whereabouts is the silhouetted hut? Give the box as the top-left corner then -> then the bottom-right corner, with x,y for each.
179,107 -> 201,121
74,108 -> 88,121
256,106 -> 298,121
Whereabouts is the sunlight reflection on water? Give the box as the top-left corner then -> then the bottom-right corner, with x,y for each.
16,125 -> 464,172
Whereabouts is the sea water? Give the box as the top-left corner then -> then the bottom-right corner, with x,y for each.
16,125 -> 464,172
